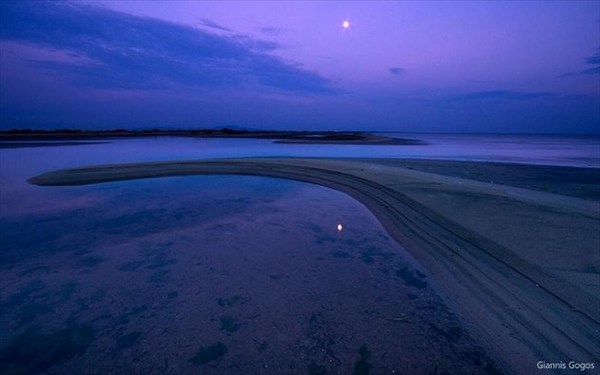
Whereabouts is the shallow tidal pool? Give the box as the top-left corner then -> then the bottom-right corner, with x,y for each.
0,174 -> 497,374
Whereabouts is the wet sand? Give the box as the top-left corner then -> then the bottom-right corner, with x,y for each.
29,158 -> 600,373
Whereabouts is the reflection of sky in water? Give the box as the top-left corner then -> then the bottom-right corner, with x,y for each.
1,133 -> 599,182
0,168 -> 498,372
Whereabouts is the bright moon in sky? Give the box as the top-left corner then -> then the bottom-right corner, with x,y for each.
342,20 -> 350,29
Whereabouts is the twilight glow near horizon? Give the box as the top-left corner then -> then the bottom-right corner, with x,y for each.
0,0 -> 598,133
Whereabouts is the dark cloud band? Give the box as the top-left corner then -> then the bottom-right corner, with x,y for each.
0,1 -> 337,94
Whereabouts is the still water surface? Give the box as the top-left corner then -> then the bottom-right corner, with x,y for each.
0,176 -> 497,374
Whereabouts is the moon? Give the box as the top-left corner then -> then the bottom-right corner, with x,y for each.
342,20 -> 350,29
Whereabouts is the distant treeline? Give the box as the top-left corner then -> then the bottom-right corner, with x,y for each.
0,128 -> 256,134
0,128 -> 367,141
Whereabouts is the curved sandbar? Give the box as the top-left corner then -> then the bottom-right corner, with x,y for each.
29,158 -> 600,373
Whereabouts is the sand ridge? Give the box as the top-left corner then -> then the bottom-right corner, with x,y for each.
29,158 -> 600,373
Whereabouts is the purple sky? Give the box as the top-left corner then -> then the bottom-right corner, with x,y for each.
1,0 -> 598,133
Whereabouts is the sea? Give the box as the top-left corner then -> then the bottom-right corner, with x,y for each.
0,133 -> 597,373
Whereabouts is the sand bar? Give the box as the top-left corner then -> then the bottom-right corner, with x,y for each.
29,158 -> 600,373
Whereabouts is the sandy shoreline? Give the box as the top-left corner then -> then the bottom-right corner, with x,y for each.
29,158 -> 600,373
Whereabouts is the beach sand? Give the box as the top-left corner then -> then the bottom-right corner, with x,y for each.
29,158 -> 600,373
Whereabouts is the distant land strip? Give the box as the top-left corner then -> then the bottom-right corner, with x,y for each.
0,129 -> 425,145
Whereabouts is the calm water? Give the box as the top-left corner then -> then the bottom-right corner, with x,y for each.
0,179 -> 495,373
1,133 -> 599,175
0,134 -> 593,373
